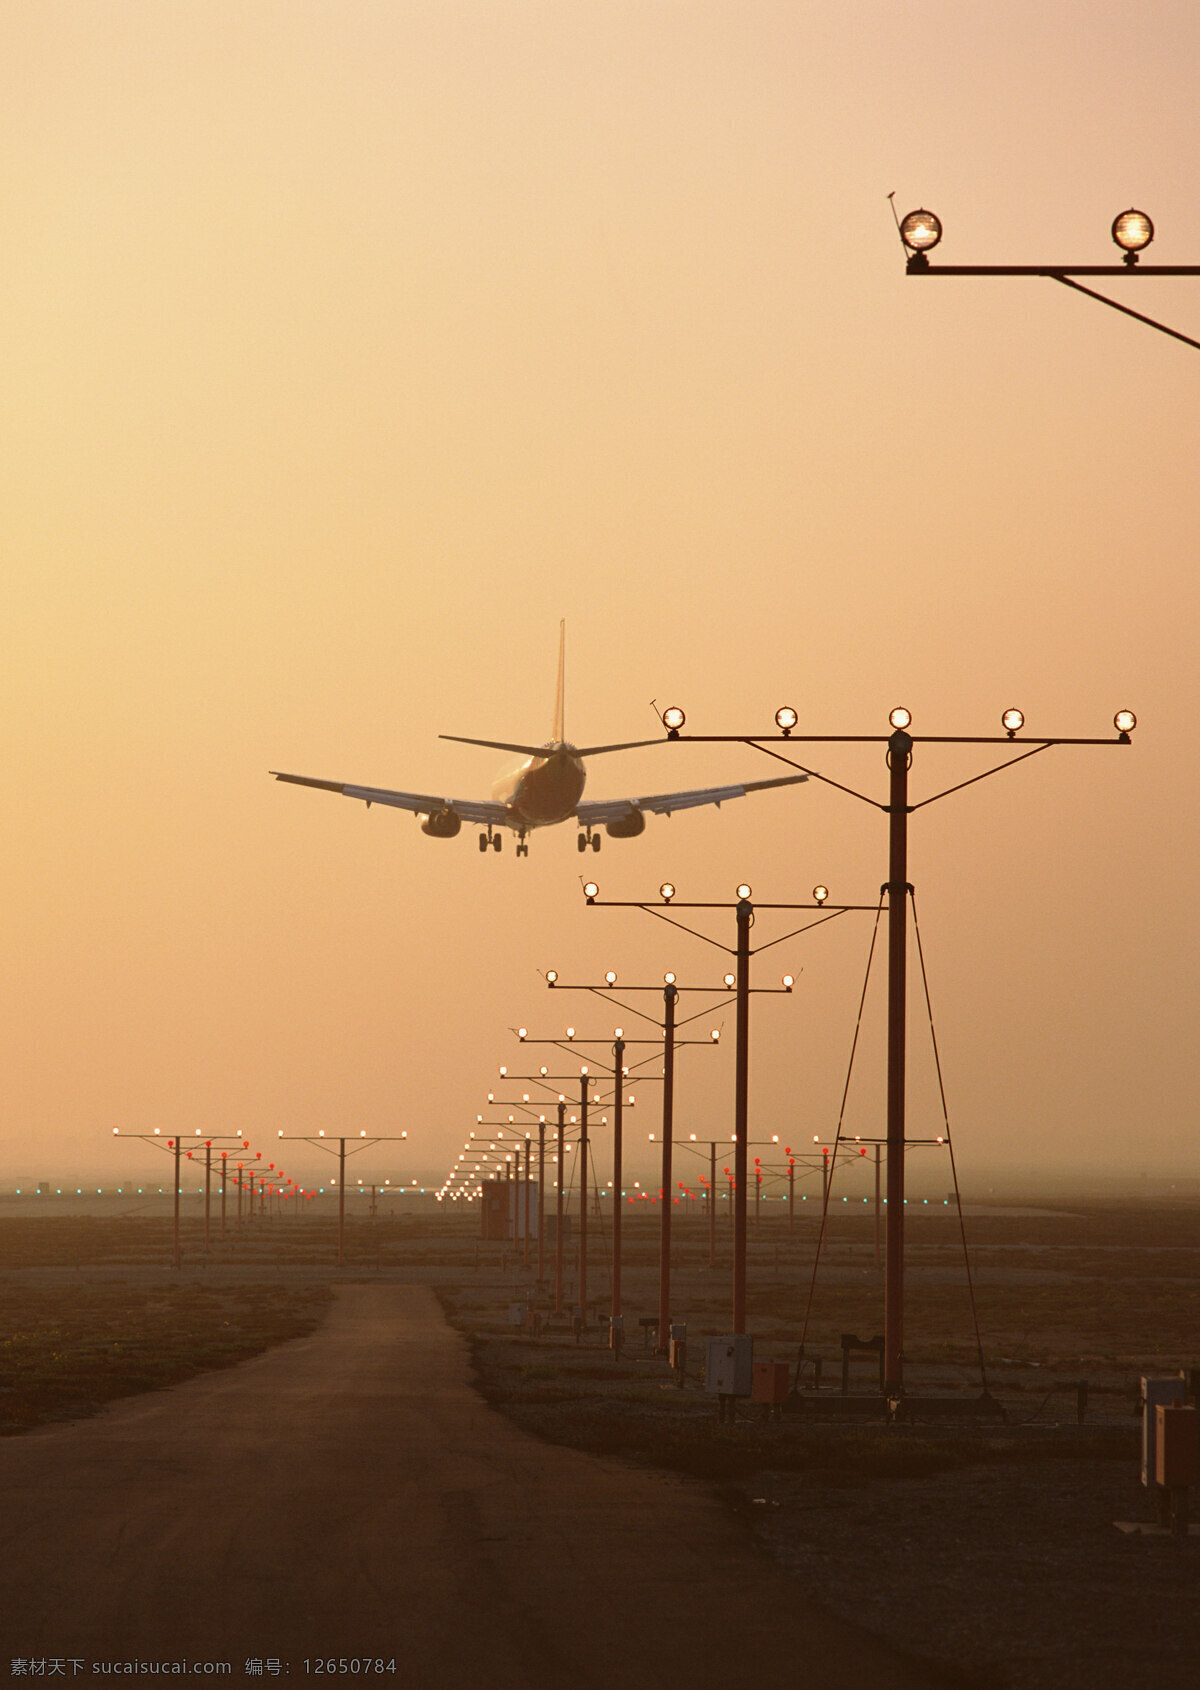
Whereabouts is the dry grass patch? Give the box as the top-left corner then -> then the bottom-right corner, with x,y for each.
0,1280 -> 331,1433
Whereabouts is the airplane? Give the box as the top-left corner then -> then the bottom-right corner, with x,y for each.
271,624 -> 807,857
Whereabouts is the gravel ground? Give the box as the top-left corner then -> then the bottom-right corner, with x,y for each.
455,1321 -> 1200,1690
736,1451 -> 1199,1690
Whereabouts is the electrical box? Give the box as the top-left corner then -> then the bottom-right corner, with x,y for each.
752,1361 -> 791,1405
1156,1405 -> 1199,1488
480,1180 -> 508,1239
706,1335 -> 753,1396
1142,1376 -> 1186,1485
507,1180 -> 540,1239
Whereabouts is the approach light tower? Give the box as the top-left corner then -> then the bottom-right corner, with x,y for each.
650,703 -> 1136,1396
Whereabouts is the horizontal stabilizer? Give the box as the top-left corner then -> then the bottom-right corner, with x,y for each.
440,735 -> 554,757
440,734 -> 663,758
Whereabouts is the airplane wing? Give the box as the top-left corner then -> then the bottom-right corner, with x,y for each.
270,772 -> 507,826
575,771 -> 808,825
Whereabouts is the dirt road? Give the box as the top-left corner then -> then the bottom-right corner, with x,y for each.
0,1284 -> 950,1686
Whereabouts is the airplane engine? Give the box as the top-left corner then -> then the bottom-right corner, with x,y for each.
420,808 -> 462,839
605,808 -> 646,840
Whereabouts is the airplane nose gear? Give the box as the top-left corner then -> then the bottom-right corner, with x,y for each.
516,831 -> 529,858
577,826 -> 601,853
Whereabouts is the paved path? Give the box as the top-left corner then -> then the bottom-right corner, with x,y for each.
0,1285 -> 947,1686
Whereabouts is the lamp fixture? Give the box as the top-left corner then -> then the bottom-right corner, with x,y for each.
1112,208 -> 1153,263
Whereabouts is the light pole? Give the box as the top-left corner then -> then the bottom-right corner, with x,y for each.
279,1132 -> 408,1265
525,992 -> 721,1345
112,1130 -> 248,1268
459,1095 -> 573,1300
650,702 -> 1135,1394
496,1057 -> 626,1329
581,880 -> 862,1335
896,204 -> 1200,350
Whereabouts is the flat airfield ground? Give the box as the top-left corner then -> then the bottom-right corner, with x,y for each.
0,1198 -> 1197,1688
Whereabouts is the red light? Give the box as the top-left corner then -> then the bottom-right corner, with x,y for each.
859,1147 -> 867,1157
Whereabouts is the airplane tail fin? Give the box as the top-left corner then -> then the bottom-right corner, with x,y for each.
553,619 -> 565,743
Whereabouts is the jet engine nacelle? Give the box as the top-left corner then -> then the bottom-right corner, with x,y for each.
420,808 -> 462,839
605,808 -> 646,840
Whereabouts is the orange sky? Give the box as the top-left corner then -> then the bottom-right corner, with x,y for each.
2,2 -> 1197,1196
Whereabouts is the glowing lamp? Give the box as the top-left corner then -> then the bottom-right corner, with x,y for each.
889,706 -> 912,730
566,1027 -> 575,1039
813,885 -> 828,904
710,1029 -> 720,1042
899,209 -> 942,253
736,883 -> 752,900
546,969 -> 558,984
775,705 -> 797,734
605,970 -> 617,985
518,1027 -> 526,1040
1002,708 -> 1024,735
664,971 -> 676,985
1112,208 -> 1153,260
1114,709 -> 1137,734
662,706 -> 686,732
583,881 -> 599,901
723,973 -> 735,988
782,974 -> 794,989
659,882 -> 675,902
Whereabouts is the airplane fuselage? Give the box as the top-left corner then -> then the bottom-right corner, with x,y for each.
492,741 -> 586,829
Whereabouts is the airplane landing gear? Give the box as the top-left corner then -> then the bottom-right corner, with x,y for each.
480,828 -> 503,853
516,830 -> 529,858
577,828 -> 602,854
